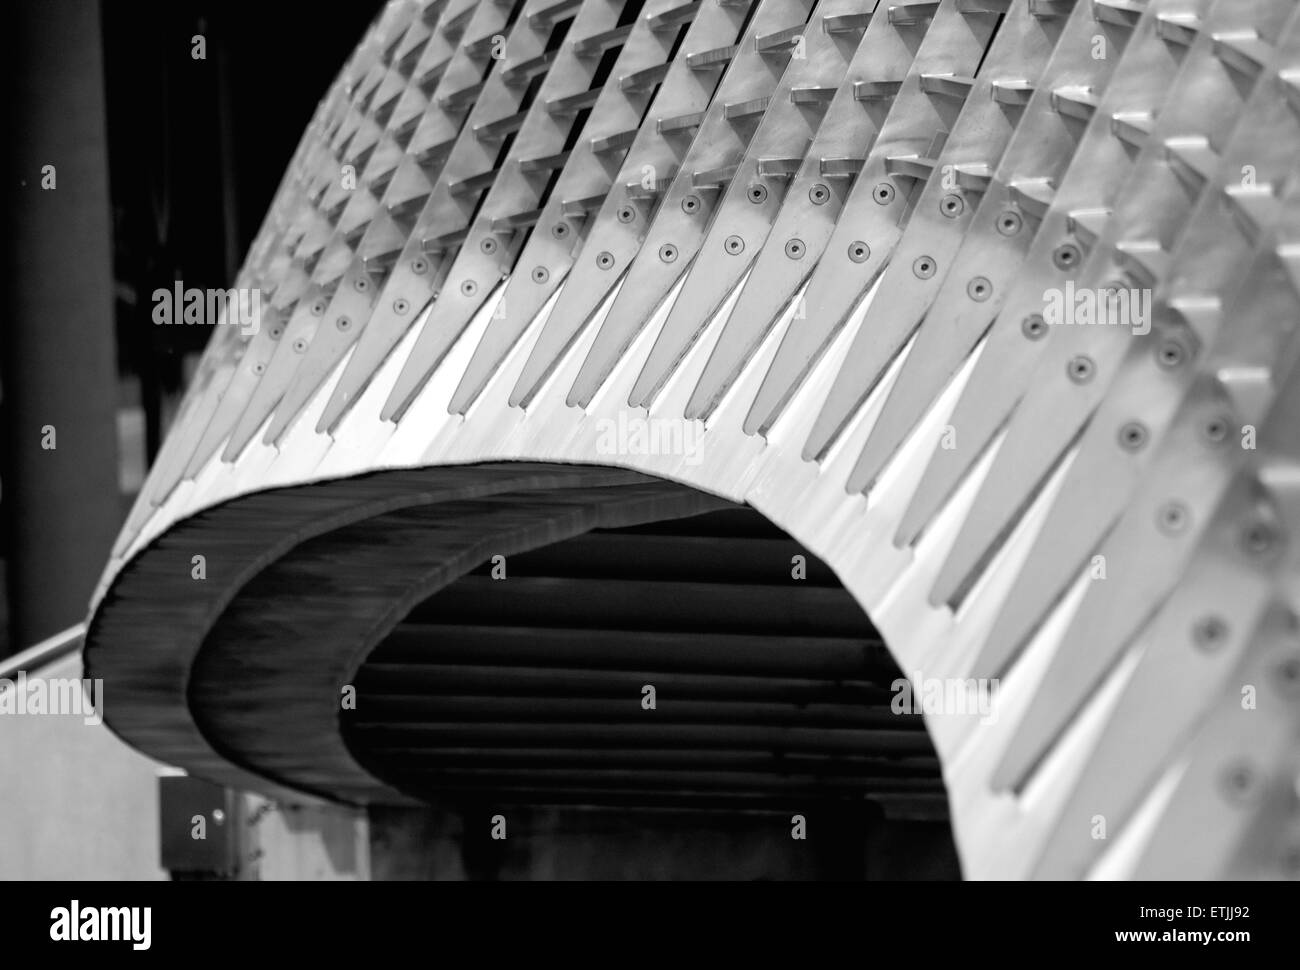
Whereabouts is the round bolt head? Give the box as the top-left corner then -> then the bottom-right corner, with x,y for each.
1067,355 -> 1095,383
1220,761 -> 1260,804
1241,521 -> 1277,557
1271,654 -> 1300,696
1118,421 -> 1147,451
1156,500 -> 1189,535
1201,415 -> 1230,444
1157,340 -> 1187,369
1193,615 -> 1228,651
1052,242 -> 1081,270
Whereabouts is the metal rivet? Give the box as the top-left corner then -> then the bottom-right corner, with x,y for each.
809,183 -> 830,205
311,300 -> 326,315
873,183 -> 895,205
659,244 -> 677,263
269,326 -> 283,340
1022,314 -> 1046,339
1157,340 -> 1186,369
1052,243 -> 1080,270
1067,355 -> 1095,383
292,338 -> 307,354
785,238 -> 805,260
532,266 -> 549,283
848,241 -> 869,263
616,205 -> 636,223
747,183 -> 768,204
551,222 -> 570,239
967,276 -> 991,300
941,194 -> 964,218
681,195 -> 700,214
252,362 -> 266,375
336,316 -> 352,331
393,298 -> 409,314
1118,421 -> 1147,451
1193,615 -> 1228,651
1202,416 -> 1230,444
412,258 -> 428,274
725,235 -> 744,255
1157,500 -> 1189,535
461,280 -> 478,296
355,277 -> 370,292
480,237 -> 498,254
597,251 -> 615,270
997,210 -> 1022,236
913,256 -> 936,279
1241,521 -> 1277,557
1220,761 -> 1260,804
1272,654 -> 1300,696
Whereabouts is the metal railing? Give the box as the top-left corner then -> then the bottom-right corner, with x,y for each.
0,624 -> 85,680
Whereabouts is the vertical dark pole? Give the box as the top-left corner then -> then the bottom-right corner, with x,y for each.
2,0 -> 121,651
214,20 -> 242,286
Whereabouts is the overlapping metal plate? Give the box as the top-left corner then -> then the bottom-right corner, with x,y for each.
90,0 -> 1300,879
